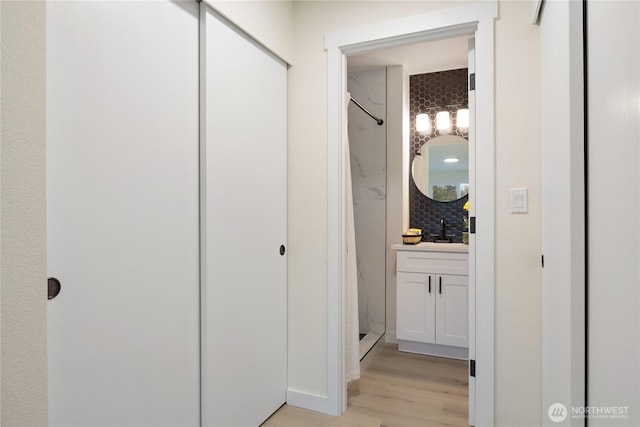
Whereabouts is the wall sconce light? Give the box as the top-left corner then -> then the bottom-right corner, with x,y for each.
436,111 -> 452,132
415,113 -> 431,134
457,108 -> 469,128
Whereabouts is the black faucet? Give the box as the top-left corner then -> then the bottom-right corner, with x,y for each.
439,218 -> 447,240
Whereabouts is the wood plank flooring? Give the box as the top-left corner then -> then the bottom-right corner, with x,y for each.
263,343 -> 469,427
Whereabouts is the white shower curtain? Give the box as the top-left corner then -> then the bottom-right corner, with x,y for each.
345,92 -> 360,382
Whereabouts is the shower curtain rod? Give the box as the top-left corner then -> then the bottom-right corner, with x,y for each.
350,96 -> 384,126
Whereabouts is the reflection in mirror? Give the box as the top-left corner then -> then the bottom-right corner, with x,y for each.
412,135 -> 469,202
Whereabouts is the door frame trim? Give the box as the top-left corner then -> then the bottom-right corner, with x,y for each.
325,2 -> 497,424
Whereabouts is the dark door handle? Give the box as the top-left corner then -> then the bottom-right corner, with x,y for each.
439,277 -> 442,294
428,276 -> 431,293
48,277 -> 61,300
279,245 -> 286,256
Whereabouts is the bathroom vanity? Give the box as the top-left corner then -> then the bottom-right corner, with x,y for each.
393,242 -> 468,359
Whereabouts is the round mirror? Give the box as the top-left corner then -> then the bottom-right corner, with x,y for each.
412,135 -> 469,202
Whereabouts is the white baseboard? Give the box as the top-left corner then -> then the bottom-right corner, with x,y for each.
359,331 -> 382,360
398,339 -> 468,360
360,333 -> 386,372
385,331 -> 397,344
286,389 -> 329,414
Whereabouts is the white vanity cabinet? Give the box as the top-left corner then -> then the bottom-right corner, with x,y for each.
393,243 -> 469,359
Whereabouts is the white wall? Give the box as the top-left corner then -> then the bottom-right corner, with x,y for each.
347,68 -> 387,336
0,1 -> 48,425
540,1 -> 585,425
205,0 -> 293,63
588,1 -> 640,425
494,2 -> 541,424
289,3 -> 543,425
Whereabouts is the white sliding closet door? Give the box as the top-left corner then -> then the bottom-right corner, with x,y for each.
588,2 -> 640,426
201,6 -> 288,427
47,2 -> 200,426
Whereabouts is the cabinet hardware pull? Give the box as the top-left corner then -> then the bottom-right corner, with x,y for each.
428,276 -> 431,293
439,277 -> 442,294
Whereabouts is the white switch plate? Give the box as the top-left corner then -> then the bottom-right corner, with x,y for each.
510,187 -> 528,213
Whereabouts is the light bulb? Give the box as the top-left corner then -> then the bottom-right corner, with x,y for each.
457,108 -> 469,128
416,113 -> 431,134
436,111 -> 451,132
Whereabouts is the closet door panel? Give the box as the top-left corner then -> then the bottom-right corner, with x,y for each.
588,2 -> 640,426
201,6 -> 287,426
47,2 -> 200,426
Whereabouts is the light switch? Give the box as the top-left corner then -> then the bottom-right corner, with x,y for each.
510,187 -> 528,213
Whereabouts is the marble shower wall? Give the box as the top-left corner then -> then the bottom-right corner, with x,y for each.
348,68 -> 386,336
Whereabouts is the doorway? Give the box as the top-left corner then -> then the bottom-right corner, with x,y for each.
346,31 -> 472,416
325,3 -> 497,425
345,41 -> 470,357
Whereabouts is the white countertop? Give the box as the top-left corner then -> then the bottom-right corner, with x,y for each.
392,242 -> 469,253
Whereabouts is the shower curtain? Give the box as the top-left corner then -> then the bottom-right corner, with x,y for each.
345,92 -> 360,382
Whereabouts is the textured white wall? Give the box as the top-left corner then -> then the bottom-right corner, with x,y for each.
494,1 -> 541,425
0,1 -> 48,425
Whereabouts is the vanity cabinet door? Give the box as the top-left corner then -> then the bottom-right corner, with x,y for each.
435,274 -> 469,348
397,272 -> 435,343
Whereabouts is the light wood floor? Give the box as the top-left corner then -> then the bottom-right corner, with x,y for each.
263,344 -> 469,427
